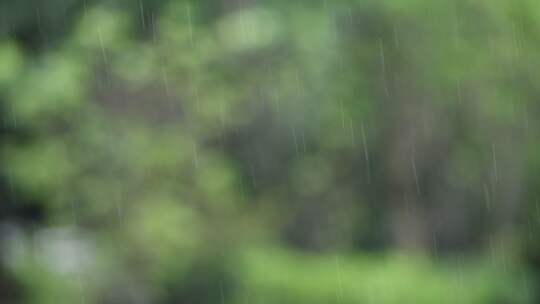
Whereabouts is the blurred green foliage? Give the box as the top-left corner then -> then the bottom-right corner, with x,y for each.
0,0 -> 540,303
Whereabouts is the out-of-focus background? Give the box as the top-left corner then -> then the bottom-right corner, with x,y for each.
0,0 -> 539,303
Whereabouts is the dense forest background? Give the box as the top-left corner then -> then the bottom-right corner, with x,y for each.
1,0 -> 540,303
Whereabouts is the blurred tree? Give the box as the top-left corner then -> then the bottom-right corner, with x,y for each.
0,0 -> 539,303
